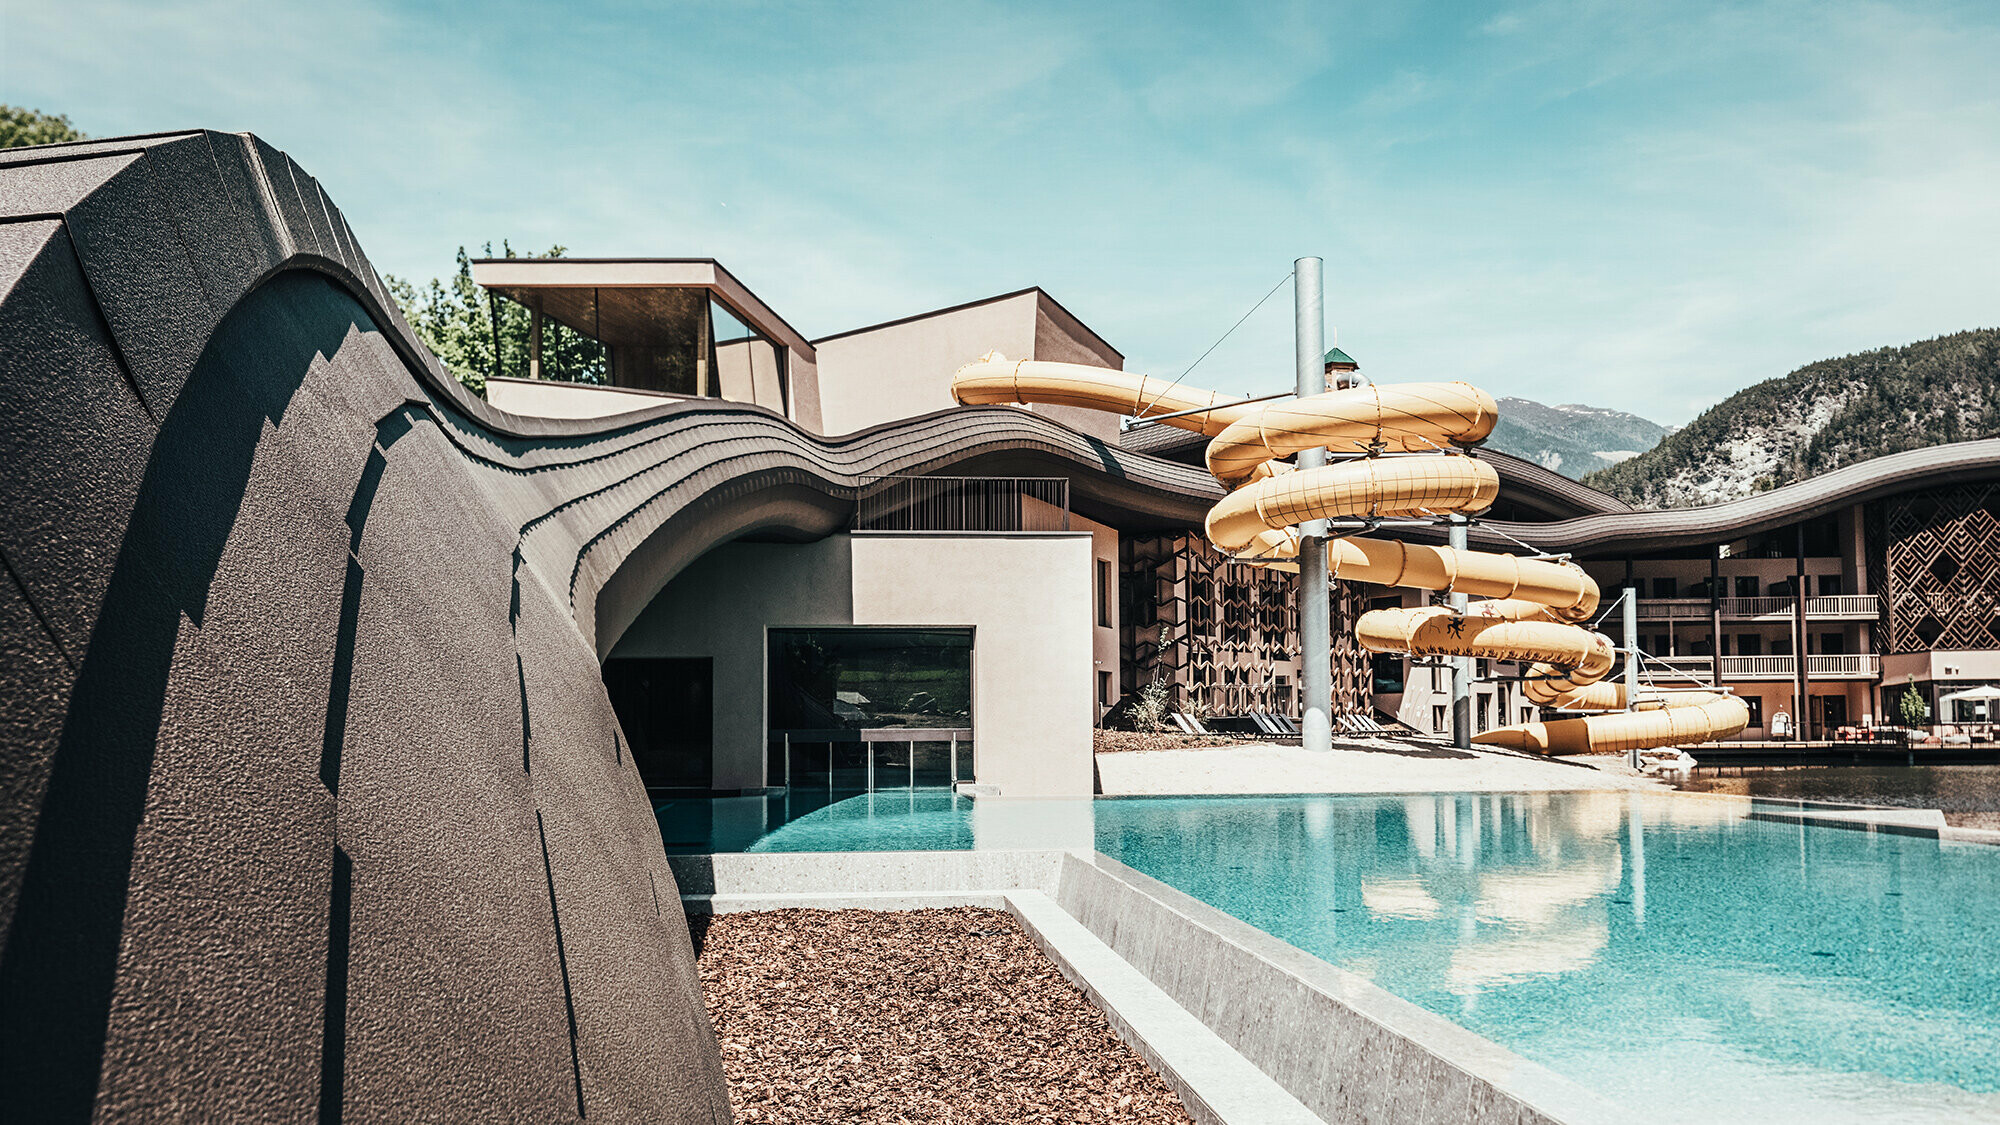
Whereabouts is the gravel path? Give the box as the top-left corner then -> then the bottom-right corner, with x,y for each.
696,908 -> 1194,1124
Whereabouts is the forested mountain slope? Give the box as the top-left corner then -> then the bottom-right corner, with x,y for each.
1582,329 -> 2000,508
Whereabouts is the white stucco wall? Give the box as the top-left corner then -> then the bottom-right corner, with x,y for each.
813,293 -> 1039,436
609,532 -> 1095,797
851,533 -> 1095,798
811,291 -> 1124,443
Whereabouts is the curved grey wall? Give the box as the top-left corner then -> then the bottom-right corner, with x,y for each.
0,131 -> 1221,1122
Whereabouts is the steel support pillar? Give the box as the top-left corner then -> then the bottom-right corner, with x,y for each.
1294,257 -> 1332,753
1449,515 -> 1472,750
1624,584 -> 1641,770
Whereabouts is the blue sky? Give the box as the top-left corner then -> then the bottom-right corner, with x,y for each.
7,0 -> 1997,423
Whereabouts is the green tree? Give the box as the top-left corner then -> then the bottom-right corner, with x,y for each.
1898,676 -> 1928,729
385,242 -> 606,396
1,105 -> 86,148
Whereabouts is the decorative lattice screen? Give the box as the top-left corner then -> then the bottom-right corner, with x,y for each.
1875,484 -> 2000,653
1119,534 -> 1369,716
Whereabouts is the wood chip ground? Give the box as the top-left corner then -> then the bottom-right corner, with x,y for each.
696,907 -> 1195,1124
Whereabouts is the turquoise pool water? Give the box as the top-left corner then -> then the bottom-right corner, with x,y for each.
660,790 -> 2000,1123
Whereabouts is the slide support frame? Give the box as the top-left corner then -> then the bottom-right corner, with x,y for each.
1294,256 -> 1332,754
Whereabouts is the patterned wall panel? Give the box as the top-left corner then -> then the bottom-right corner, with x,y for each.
1119,534 -> 1369,716
1875,484 -> 2000,652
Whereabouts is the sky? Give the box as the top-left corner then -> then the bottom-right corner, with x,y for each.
5,0 -> 1998,424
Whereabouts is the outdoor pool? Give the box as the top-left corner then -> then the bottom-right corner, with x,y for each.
660,789 -> 2000,1123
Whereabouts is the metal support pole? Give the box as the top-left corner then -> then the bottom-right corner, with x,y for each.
1449,516 -> 1471,749
529,306 -> 543,381
1294,257 -> 1332,753
1709,551 -> 1724,691
1794,522 -> 1810,740
1624,585 -> 1641,770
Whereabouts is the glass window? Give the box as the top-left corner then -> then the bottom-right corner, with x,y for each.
768,628 -> 972,732
1371,652 -> 1404,694
1652,577 -> 1676,599
710,299 -> 753,343
1097,559 -> 1112,627
1735,576 -> 1759,598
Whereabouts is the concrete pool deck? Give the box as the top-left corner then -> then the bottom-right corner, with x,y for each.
1096,739 -> 1661,796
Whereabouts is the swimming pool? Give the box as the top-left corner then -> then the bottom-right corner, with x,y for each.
661,789 -> 2000,1123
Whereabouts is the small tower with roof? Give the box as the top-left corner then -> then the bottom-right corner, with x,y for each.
1323,343 -> 1361,390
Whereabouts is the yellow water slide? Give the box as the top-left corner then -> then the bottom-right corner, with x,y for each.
952,354 -> 1750,754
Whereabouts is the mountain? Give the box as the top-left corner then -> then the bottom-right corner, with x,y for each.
1581,329 -> 2000,509
1485,398 -> 1671,479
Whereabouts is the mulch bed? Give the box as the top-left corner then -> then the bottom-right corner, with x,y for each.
1093,729 -> 1275,753
696,907 -> 1194,1124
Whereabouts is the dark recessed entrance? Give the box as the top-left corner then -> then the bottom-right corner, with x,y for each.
603,657 -> 714,792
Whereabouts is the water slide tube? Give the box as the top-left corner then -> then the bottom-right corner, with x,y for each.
952,354 -> 1750,754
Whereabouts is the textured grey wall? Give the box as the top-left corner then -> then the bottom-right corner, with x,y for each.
0,131 -> 1217,1122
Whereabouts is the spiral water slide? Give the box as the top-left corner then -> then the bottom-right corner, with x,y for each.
952,354 -> 1750,754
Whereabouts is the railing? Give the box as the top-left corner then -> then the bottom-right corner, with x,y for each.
1643,654 -> 1882,683
1635,595 -> 1879,620
1719,654 -> 1880,679
1648,656 -> 1719,684
1635,598 -> 1712,620
854,475 -> 1070,533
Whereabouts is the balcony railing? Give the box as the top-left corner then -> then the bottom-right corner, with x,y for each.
1646,654 -> 1881,683
854,475 -> 1071,533
1635,595 -> 1879,621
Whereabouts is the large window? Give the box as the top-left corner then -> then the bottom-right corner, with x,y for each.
768,628 -> 972,730
767,628 -> 975,791
496,287 -> 785,407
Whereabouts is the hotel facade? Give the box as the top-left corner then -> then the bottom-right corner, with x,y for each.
472,255 -> 2000,778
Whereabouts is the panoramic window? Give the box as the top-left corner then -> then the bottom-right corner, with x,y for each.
488,286 -> 785,406
767,628 -> 972,731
